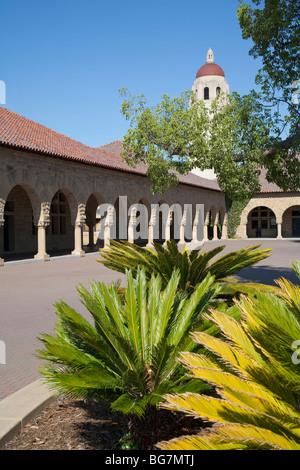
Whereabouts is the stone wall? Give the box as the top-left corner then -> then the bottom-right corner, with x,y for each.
236,193 -> 300,239
0,146 -> 226,260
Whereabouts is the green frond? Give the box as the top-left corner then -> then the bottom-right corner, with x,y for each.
38,266 -> 220,417
158,433 -> 243,450
291,260 -> 300,280
158,424 -> 299,451
98,240 -> 271,294
110,393 -> 149,417
159,272 -> 300,450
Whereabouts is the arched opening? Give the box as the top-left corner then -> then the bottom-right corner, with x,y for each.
247,206 -> 277,238
282,205 -> 300,238
217,211 -> 222,239
218,208 -> 226,239
169,202 -> 182,243
208,210 -> 214,240
113,196 -> 130,242
114,197 -> 121,242
157,200 -> 167,244
136,198 -> 150,246
84,193 -> 105,249
2,184 -> 39,260
216,86 -> 221,96
204,87 -> 209,100
48,190 -> 74,254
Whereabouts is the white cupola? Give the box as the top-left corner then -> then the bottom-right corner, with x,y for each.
191,49 -> 230,180
192,48 -> 229,108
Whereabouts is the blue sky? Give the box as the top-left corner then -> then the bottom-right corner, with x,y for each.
0,0 -> 261,147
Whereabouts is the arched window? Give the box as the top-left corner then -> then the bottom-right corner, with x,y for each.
216,86 -> 221,95
248,206 -> 276,238
51,191 -> 67,235
204,87 -> 209,100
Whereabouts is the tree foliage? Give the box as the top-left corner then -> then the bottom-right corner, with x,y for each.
237,0 -> 300,191
119,0 -> 299,200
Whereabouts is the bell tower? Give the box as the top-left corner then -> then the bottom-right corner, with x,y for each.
191,48 -> 229,179
192,48 -> 229,109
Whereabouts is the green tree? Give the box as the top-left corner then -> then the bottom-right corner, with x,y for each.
119,0 -> 299,200
237,0 -> 300,192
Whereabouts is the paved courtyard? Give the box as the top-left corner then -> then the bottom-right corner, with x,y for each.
0,239 -> 299,400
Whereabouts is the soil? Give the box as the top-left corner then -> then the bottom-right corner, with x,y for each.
2,395 -> 207,451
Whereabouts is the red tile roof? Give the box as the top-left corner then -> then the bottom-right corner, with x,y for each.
258,168 -> 283,193
0,106 -> 221,192
196,63 -> 225,78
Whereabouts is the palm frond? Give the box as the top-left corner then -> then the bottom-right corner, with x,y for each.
38,267 -> 220,417
98,240 -> 271,294
158,272 -> 300,450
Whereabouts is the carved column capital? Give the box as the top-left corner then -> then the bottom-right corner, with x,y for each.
180,211 -> 187,226
38,202 -> 51,227
75,203 -> 86,227
129,207 -> 138,227
149,208 -> 157,226
105,205 -> 115,227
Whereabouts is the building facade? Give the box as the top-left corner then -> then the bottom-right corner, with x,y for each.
0,108 -> 226,266
0,50 -> 298,266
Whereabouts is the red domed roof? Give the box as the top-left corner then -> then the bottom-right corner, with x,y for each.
196,63 -> 225,78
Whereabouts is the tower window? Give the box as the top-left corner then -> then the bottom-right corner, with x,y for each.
204,87 -> 209,100
216,86 -> 221,95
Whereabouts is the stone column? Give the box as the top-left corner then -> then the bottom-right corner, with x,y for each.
164,211 -> 172,245
128,207 -> 137,244
192,206 -> 204,243
203,224 -> 209,241
203,211 -> 209,242
213,213 -> 219,241
277,220 -> 283,239
34,222 -> 50,261
103,205 -> 115,248
34,202 -> 50,261
147,208 -> 156,248
221,216 -> 228,240
72,222 -> 85,257
179,210 -> 186,245
72,203 -> 86,257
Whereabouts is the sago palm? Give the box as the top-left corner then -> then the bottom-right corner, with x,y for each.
37,268 -> 223,418
158,266 -> 300,450
98,239 -> 271,293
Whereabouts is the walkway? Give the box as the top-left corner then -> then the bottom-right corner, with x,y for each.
0,239 -> 299,400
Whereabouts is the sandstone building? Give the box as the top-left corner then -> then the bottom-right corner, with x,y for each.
0,50 -> 299,265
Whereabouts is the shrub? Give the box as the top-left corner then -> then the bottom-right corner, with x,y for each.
98,239 -> 271,293
37,268 -> 224,418
158,265 -> 300,450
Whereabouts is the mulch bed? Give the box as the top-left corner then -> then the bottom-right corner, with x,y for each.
3,395 -> 207,451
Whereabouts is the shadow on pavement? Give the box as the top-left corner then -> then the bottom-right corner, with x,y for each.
236,265 -> 298,286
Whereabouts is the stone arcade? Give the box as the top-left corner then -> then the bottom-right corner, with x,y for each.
0,49 -> 299,265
